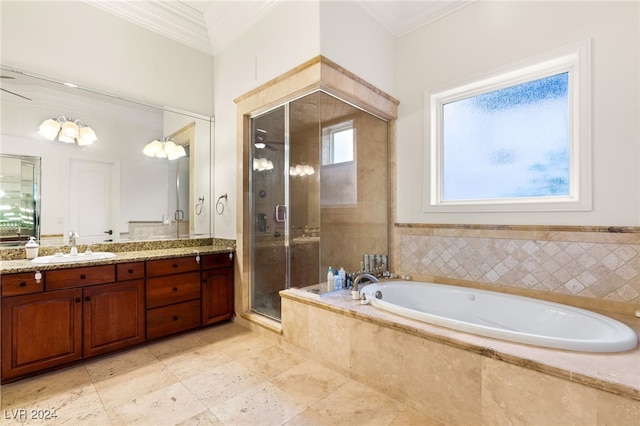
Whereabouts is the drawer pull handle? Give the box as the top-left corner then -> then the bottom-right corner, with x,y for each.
19,282 -> 27,287
80,274 -> 86,279
128,269 -> 134,274
172,264 -> 178,268
172,287 -> 178,292
172,315 -> 179,321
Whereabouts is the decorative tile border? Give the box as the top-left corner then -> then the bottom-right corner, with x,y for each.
393,225 -> 640,306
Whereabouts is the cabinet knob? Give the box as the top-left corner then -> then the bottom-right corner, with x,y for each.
80,274 -> 86,279
19,281 -> 26,287
75,297 -> 81,303
85,296 -> 91,302
128,269 -> 134,274
172,264 -> 178,268
172,315 -> 179,321
172,287 -> 178,292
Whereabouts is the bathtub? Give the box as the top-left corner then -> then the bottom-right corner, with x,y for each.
360,281 -> 638,353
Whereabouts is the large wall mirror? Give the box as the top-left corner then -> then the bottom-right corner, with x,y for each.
0,67 -> 213,246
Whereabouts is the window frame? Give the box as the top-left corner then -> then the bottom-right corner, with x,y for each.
322,120 -> 355,166
424,39 -> 591,213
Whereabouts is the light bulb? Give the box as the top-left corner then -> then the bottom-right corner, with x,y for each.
38,119 -> 61,140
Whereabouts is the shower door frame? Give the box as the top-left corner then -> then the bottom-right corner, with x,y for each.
249,102 -> 292,320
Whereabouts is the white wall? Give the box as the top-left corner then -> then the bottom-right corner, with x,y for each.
212,1 -> 322,239
0,1 -> 214,115
395,1 -> 640,226
212,0 -> 394,239
319,1 -> 395,95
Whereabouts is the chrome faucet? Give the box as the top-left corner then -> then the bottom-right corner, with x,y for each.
69,231 -> 79,256
352,273 -> 379,294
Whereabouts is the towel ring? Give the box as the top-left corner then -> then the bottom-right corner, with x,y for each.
195,196 -> 205,215
216,193 -> 227,215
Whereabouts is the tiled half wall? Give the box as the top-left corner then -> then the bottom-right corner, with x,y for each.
393,225 -> 640,308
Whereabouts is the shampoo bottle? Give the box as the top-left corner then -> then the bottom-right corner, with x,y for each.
334,269 -> 342,290
327,267 -> 334,292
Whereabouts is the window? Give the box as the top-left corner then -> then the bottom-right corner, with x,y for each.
426,40 -> 591,212
322,120 -> 354,165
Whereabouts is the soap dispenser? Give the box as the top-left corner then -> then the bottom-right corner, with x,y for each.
25,237 -> 39,259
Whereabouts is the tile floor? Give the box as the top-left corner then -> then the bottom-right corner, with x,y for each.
0,322 -> 440,425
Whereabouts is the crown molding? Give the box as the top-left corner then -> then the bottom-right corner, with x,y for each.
83,0 -> 212,56
356,0 -> 475,38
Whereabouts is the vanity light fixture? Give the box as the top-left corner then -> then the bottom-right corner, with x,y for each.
253,157 -> 274,171
38,116 -> 97,146
143,137 -> 186,160
289,163 -> 315,176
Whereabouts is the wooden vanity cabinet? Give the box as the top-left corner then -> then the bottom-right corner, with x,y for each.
1,287 -> 82,381
146,256 -> 201,340
201,253 -> 235,326
83,262 -> 145,357
1,262 -> 145,381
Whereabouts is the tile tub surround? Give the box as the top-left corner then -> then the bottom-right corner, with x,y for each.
280,288 -> 640,425
0,237 -> 236,273
392,224 -> 640,316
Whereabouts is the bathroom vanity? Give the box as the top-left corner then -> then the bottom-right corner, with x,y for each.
0,247 -> 234,383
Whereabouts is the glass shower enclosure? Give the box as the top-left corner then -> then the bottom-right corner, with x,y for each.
249,91 -> 389,321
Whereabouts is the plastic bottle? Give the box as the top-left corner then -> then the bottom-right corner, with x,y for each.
327,267 -> 334,292
334,269 -> 342,290
338,267 -> 346,286
25,237 -> 39,259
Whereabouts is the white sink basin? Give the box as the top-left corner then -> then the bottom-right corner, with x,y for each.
32,252 -> 116,265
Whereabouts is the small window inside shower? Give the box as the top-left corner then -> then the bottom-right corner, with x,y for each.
322,120 -> 354,165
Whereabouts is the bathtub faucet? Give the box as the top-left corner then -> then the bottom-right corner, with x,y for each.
352,273 -> 379,295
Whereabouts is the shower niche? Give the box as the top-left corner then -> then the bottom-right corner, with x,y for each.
249,90 -> 390,320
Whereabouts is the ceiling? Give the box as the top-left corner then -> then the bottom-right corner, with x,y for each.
83,0 -> 474,56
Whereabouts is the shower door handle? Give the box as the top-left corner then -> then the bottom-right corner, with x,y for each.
275,205 -> 286,223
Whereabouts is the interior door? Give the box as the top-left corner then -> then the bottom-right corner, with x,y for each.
67,158 -> 119,244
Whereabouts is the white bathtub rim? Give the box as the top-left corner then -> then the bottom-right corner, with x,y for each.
361,281 -> 638,353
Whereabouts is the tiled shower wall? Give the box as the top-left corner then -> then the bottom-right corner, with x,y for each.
393,226 -> 640,308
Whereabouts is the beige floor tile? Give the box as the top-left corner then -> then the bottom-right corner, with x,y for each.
181,360 -> 263,409
0,322 -> 445,426
104,382 -> 207,425
157,340 -> 235,381
176,409 -> 224,425
85,345 -> 159,382
1,365 -> 110,425
271,360 -> 350,407
236,344 -> 306,380
210,381 -> 307,425
92,359 -> 181,409
306,380 -> 405,425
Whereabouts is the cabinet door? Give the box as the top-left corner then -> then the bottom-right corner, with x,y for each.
1,289 -> 82,381
202,267 -> 234,326
83,280 -> 145,357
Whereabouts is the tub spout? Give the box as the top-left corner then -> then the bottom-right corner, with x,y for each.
352,273 -> 379,300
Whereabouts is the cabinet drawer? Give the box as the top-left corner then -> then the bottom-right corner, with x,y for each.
146,271 -> 200,309
1,272 -> 44,297
201,253 -> 233,270
146,257 -> 200,277
146,299 -> 201,340
117,262 -> 145,281
46,265 -> 116,291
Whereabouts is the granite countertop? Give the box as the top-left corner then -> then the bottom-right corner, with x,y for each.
0,238 -> 236,274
